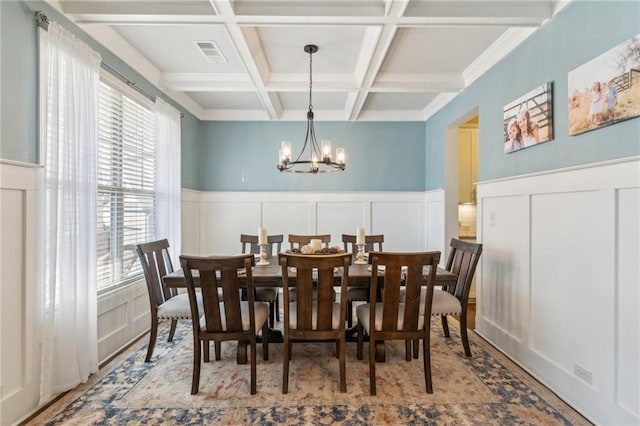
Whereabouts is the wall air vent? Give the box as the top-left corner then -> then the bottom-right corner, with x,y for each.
194,41 -> 227,64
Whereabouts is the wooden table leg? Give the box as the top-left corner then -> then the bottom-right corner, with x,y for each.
375,340 -> 385,362
237,340 -> 248,364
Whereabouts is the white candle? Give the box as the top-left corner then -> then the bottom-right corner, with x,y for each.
356,227 -> 365,245
259,227 -> 268,245
310,239 -> 322,252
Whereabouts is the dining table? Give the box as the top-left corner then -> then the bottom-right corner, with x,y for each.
163,255 -> 458,363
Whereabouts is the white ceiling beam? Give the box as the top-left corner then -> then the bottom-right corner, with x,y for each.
71,14 -> 546,27
209,0 -> 282,120
346,0 -> 410,120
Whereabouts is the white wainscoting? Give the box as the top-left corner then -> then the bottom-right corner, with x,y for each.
476,157 -> 640,426
0,161 -> 42,426
181,190 -> 446,258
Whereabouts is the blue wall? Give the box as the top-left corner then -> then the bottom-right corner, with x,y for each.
0,0 -> 200,189
3,1 -> 638,192
1,1 -> 38,163
198,121 -> 426,191
425,0 -> 640,190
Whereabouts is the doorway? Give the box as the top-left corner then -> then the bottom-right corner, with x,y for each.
443,108 -> 479,253
457,117 -> 478,241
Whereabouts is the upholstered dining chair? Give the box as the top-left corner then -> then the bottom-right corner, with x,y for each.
241,233 -> 284,327
342,234 -> 384,327
415,238 -> 483,358
180,254 -> 270,395
136,239 -> 203,363
279,252 -> 352,393
356,251 -> 441,395
287,234 -> 331,251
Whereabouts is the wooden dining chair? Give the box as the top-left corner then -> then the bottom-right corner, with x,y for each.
427,238 -> 482,357
356,251 -> 441,395
342,234 -> 384,327
136,239 -> 203,363
288,234 -> 331,251
279,252 -> 352,393
180,254 -> 270,395
241,233 -> 284,327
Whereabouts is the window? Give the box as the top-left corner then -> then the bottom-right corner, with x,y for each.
97,77 -> 157,291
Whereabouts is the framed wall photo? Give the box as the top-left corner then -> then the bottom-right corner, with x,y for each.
503,83 -> 554,153
568,33 -> 640,136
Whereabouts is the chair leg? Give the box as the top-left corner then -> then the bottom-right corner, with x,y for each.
167,319 -> 178,342
347,300 -> 353,328
262,323 -> 269,361
356,321 -> 364,360
459,312 -> 472,357
282,338 -> 290,394
268,300 -> 275,328
405,340 -> 412,361
214,341 -> 221,361
369,337 -> 377,395
191,337 -> 201,394
339,337 -> 346,392
275,294 -> 280,322
145,316 -> 159,362
250,336 -> 257,395
203,341 -> 210,362
441,315 -> 450,337
413,339 -> 419,359
423,331 -> 433,394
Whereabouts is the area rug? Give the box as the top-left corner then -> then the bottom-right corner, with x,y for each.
29,319 -> 590,425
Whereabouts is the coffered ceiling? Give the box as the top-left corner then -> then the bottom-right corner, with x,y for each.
52,0 -> 568,121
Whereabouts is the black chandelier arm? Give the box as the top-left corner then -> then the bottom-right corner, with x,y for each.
278,160 -> 345,173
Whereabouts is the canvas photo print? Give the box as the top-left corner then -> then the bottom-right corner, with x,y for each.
568,33 -> 640,136
503,83 -> 554,153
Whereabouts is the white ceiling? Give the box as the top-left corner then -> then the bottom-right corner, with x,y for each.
53,0 -> 568,121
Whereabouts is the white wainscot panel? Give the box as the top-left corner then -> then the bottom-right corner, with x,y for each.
530,190 -> 613,392
263,201 -> 314,248
202,201 -> 260,255
477,195 -> 528,344
1,162 -> 41,426
97,280 -> 149,363
425,190 -> 444,253
316,201 -> 367,246
1,189 -> 27,406
181,194 -> 200,256
371,201 -> 423,251
616,187 -> 639,418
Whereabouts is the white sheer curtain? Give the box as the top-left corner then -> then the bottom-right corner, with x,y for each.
40,21 -> 102,404
154,98 -> 182,260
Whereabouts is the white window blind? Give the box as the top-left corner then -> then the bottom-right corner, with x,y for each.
97,80 -> 157,290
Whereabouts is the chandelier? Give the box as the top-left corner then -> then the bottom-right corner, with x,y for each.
277,44 -> 346,173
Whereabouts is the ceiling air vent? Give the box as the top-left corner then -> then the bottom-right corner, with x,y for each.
194,41 -> 227,64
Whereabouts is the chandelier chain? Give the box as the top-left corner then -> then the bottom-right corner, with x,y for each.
308,48 -> 313,111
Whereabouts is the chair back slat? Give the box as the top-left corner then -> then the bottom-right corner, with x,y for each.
241,234 -> 283,257
445,239 -> 483,302
342,234 -> 384,254
136,239 -> 175,309
200,269 -> 224,332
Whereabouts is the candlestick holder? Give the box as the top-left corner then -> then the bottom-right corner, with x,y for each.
256,244 -> 270,265
355,243 -> 367,264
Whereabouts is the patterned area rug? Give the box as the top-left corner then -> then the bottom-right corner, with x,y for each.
29,319 -> 590,425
